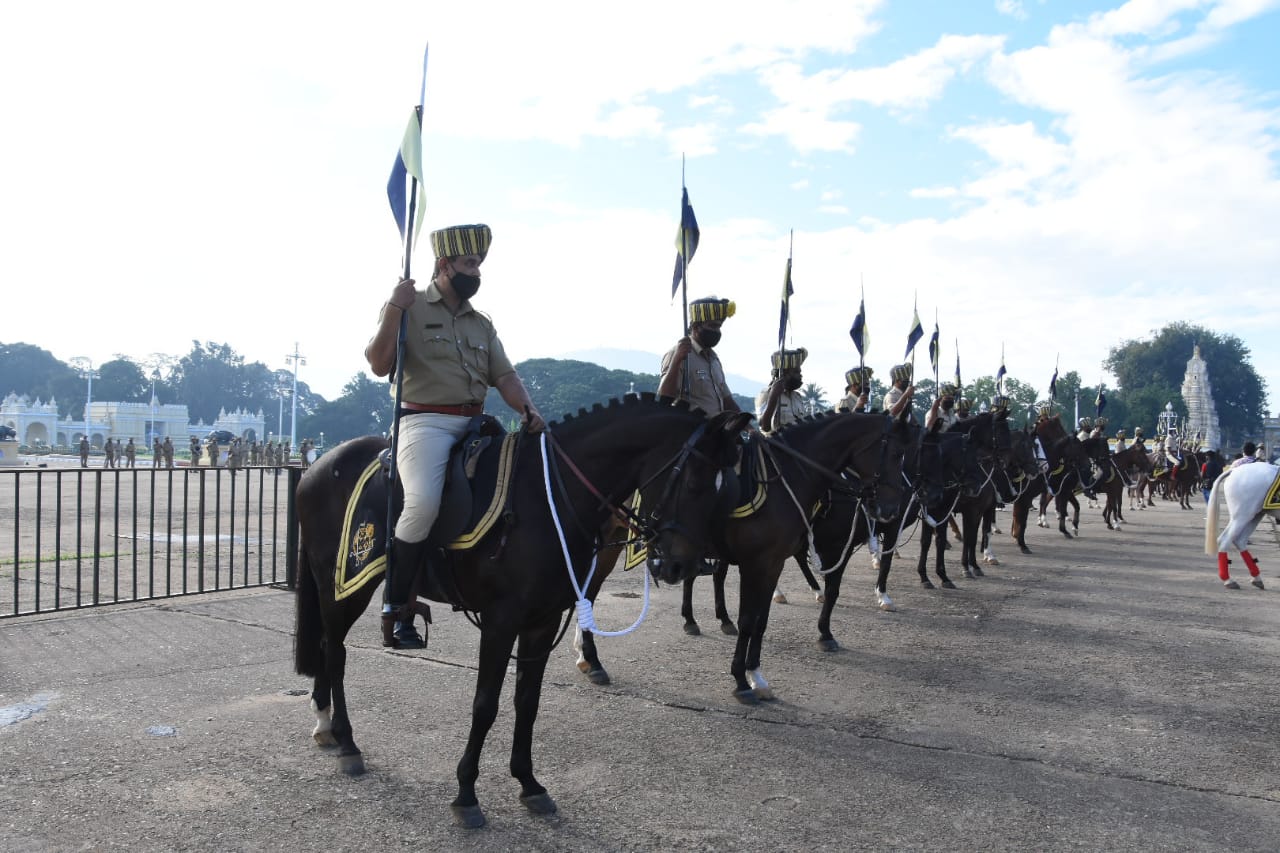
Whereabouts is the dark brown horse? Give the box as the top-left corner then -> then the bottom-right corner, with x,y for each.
575,411 -> 913,702
1034,415 -> 1094,538
293,394 -> 750,828
1081,442 -> 1151,529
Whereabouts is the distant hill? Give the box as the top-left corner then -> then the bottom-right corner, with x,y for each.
560,347 -> 766,397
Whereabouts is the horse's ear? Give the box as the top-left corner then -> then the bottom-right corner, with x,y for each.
720,412 -> 754,434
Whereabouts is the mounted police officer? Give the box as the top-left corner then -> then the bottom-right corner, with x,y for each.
1114,429 -> 1128,453
365,223 -> 545,649
757,347 -> 807,434
926,383 -> 959,431
835,366 -> 874,413
658,296 -> 741,416
883,363 -> 915,419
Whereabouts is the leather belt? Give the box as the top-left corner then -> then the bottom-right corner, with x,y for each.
400,401 -> 484,416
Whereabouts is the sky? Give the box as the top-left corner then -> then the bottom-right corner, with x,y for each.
2,0 -> 1278,418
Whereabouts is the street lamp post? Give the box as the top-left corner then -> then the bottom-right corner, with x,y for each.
1158,401 -> 1178,438
71,357 -> 99,446
277,383 -> 288,446
285,343 -> 306,453
149,368 -> 161,445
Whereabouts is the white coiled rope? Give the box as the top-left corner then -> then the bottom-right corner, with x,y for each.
541,433 -> 650,637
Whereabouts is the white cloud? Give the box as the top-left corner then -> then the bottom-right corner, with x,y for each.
790,179 -> 811,190
996,0 -> 1028,19
667,124 -> 719,158
819,205 -> 851,215
820,189 -> 844,201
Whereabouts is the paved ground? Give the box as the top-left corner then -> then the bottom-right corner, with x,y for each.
2,498 -> 1279,852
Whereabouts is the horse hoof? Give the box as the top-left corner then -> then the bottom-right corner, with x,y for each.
876,592 -> 896,612
942,580 -> 957,590
587,668 -> 611,686
971,565 -> 985,577
963,569 -> 975,579
451,804 -> 487,829
720,622 -> 738,636
982,556 -> 999,566
521,792 -> 558,816
754,686 -> 777,701
1251,578 -> 1265,590
337,753 -> 366,777
683,623 -> 701,637
920,579 -> 935,590
312,730 -> 338,748
814,591 -> 826,603
817,638 -> 840,652
1224,580 -> 1240,590
576,660 -> 592,674
1019,545 -> 1032,554
772,592 -> 788,605
733,688 -> 760,706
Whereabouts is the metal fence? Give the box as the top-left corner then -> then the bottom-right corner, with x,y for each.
1,465 -> 301,618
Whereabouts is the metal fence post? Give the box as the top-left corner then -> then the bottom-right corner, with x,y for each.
285,466 -> 301,589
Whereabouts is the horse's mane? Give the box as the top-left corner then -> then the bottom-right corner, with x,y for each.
547,391 -> 698,428
771,409 -> 842,440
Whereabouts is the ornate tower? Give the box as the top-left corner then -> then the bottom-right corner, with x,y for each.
1180,344 -> 1222,450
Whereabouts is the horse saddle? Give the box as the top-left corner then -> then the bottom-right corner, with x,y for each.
334,416 -> 516,600
377,414 -> 508,548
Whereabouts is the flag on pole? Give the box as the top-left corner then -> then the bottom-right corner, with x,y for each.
928,323 -> 940,374
1095,389 -> 1106,417
671,187 -> 700,298
850,296 -> 869,357
777,256 -> 793,352
387,107 -> 427,246
905,304 -> 924,359
1049,367 -> 1059,400
954,341 -> 962,389
995,360 -> 1007,391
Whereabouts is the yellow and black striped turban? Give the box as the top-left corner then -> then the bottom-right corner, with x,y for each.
770,348 -> 807,371
689,297 -> 736,324
845,366 -> 873,390
890,363 -> 913,384
939,383 -> 957,397
430,224 -> 492,261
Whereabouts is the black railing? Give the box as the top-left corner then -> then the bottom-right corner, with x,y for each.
1,465 -> 302,618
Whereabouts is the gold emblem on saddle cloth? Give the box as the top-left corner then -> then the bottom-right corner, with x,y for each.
1264,469 -> 1280,510
333,434 -> 518,600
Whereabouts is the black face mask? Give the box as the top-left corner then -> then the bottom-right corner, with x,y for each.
942,399 -> 954,411
694,328 -> 721,349
450,266 -> 481,300
785,376 -> 803,392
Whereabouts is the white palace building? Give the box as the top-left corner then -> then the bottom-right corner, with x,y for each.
1,392 -> 266,450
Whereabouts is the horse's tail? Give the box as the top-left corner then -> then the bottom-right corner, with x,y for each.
1203,469 -> 1228,556
294,539 -> 326,678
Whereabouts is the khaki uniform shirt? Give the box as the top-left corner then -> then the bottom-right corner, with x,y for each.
930,409 -> 958,431
836,392 -> 871,413
755,388 -> 805,434
659,341 -> 734,416
884,386 -> 907,414
381,281 -> 515,406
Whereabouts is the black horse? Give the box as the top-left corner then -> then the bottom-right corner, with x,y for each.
575,411 -> 913,702
293,394 -> 750,828
1007,427 -> 1048,553
1034,415 -> 1094,538
912,411 -> 1012,588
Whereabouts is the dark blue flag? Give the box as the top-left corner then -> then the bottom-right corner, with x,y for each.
1095,389 -> 1106,417
778,258 -> 793,352
671,187 -> 700,298
928,323 -> 940,373
850,297 -> 869,357
905,306 -> 923,359
1049,367 -> 1058,400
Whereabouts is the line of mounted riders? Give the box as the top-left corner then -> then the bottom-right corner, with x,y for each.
291,379 -> 1167,826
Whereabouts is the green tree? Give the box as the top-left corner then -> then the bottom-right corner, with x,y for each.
95,358 -> 148,403
799,382 -> 829,415
299,374 -> 392,445
0,343 -> 79,414
1104,324 -> 1265,445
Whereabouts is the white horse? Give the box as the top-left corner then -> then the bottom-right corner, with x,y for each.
1204,462 -> 1280,589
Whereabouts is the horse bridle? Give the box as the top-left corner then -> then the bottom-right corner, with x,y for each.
543,420 -> 732,555
765,414 -> 900,522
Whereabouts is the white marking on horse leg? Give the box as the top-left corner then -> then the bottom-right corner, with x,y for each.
573,625 -> 587,670
310,698 -> 336,746
982,547 -> 999,565
876,589 -> 896,612
747,668 -> 775,700
772,587 -> 788,605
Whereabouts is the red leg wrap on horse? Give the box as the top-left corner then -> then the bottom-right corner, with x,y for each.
1241,551 -> 1261,577
1218,552 -> 1230,581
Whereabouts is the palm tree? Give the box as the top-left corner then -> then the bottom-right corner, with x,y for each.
799,383 -> 829,416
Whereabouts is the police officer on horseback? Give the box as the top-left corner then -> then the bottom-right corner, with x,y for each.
658,297 -> 741,416
835,366 -> 874,413
757,347 -> 807,434
365,224 -> 545,649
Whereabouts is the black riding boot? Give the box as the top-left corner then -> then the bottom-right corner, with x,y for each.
381,537 -> 432,649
